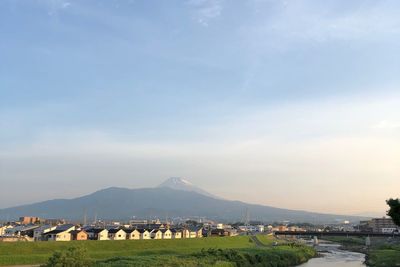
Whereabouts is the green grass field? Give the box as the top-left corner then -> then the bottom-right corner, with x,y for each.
0,235 -> 316,266
367,244 -> 400,267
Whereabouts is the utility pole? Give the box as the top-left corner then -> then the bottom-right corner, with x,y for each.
83,209 -> 87,226
246,208 -> 250,226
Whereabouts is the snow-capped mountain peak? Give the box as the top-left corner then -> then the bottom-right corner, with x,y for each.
157,177 -> 217,198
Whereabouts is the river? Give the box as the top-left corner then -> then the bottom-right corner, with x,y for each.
298,242 -> 366,267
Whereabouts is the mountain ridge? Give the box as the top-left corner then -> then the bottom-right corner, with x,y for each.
0,182 -> 368,223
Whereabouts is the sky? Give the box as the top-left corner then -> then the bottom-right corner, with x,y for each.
0,0 -> 399,215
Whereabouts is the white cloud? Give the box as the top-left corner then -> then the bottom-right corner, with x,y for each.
61,2 -> 71,9
243,0 -> 400,48
186,0 -> 223,26
38,0 -> 72,16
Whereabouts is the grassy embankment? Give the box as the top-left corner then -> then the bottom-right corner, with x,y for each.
0,235 -> 316,267
324,236 -> 400,267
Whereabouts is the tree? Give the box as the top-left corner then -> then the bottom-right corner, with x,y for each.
386,198 -> 400,226
41,247 -> 92,267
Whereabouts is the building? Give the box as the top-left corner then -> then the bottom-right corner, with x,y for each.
19,217 -> 41,225
181,228 -> 190,238
108,229 -> 127,240
208,229 -> 227,237
147,223 -> 166,229
43,224 -> 75,241
138,229 -> 151,239
125,229 -> 141,240
161,229 -> 172,239
129,219 -> 148,226
238,225 -> 257,232
86,228 -> 109,240
4,225 -> 39,238
55,224 -> 76,232
33,225 -> 57,241
209,228 -> 238,237
170,229 -> 182,239
256,225 -> 265,232
277,225 -> 289,232
44,218 -> 66,225
216,223 -> 224,229
45,230 -> 72,241
70,229 -> 88,241
185,226 -> 203,238
226,229 -> 238,236
131,222 -> 166,230
369,218 -> 399,233
150,229 -> 163,239
0,225 -> 13,236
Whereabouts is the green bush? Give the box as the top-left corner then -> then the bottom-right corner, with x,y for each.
193,247 -> 316,267
41,247 -> 92,267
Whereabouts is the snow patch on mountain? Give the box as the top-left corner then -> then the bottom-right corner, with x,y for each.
157,177 -> 218,199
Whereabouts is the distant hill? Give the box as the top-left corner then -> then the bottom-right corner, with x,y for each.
352,211 -> 385,218
0,180 -> 367,223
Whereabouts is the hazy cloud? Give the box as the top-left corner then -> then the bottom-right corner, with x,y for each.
1,93 -> 399,213
373,120 -> 400,130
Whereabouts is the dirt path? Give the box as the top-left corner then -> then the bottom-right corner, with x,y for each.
250,235 -> 266,247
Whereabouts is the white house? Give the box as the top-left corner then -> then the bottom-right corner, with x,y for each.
138,229 -> 151,240
161,229 -> 172,239
126,229 -> 141,240
108,229 -> 126,240
150,229 -> 163,239
45,230 -> 72,241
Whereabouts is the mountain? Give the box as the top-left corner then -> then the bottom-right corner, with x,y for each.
0,179 -> 368,223
157,177 -> 218,199
352,211 -> 385,218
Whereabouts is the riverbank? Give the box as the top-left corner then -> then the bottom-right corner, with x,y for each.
0,235 -> 316,266
323,236 -> 400,267
299,242 -> 365,267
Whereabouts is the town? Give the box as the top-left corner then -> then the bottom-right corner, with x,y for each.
0,215 -> 398,243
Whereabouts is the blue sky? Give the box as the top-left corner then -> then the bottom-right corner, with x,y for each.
1,0 -> 399,215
